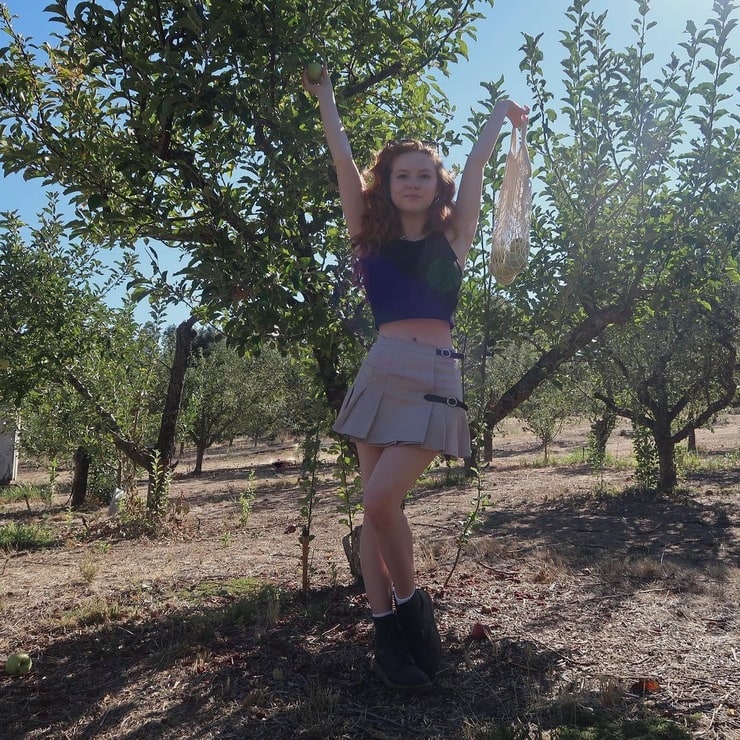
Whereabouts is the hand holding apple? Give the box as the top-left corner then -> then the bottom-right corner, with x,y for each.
303,60 -> 333,98
305,60 -> 324,85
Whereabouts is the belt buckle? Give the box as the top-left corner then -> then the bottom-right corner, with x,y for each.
445,396 -> 458,407
439,348 -> 452,358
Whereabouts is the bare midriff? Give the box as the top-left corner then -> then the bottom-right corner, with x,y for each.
378,317 -> 454,349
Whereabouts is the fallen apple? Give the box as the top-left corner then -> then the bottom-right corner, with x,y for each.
306,60 -> 324,84
5,652 -> 32,676
0,357 -> 10,371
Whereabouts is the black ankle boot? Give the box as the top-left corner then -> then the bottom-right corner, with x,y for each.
372,614 -> 432,693
395,589 -> 442,677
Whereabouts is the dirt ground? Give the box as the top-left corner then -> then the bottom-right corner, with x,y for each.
1,415 -> 738,739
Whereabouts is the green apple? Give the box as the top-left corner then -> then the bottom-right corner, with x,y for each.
5,652 -> 32,676
306,61 -> 324,84
0,357 -> 10,370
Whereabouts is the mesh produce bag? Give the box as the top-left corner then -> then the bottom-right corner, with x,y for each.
490,121 -> 532,285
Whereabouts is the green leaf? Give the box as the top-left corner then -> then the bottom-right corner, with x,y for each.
87,193 -> 105,210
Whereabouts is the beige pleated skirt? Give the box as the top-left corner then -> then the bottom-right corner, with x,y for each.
332,335 -> 471,458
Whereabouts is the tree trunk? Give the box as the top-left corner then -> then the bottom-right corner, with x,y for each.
463,449 -> 478,477
463,419 -> 480,476
655,426 -> 677,493
193,442 -> 206,475
342,524 -> 363,585
687,428 -> 697,453
155,317 -> 197,463
147,317 -> 197,510
312,343 -> 347,414
482,429 -> 493,463
589,410 -> 616,468
70,446 -> 91,509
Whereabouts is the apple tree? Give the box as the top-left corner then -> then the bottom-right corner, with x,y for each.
18,313 -> 169,506
179,337 -> 253,474
0,0 -> 493,415
479,0 -> 739,434
0,199 -> 114,405
0,200 -> 192,508
588,282 -> 739,492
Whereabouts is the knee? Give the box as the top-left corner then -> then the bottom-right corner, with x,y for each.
363,488 -> 402,531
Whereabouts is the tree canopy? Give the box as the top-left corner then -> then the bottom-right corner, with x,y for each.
0,0 -> 491,407
481,0 -> 739,429
1,0 -> 738,494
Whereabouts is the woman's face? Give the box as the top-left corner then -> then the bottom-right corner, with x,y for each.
388,151 -> 439,215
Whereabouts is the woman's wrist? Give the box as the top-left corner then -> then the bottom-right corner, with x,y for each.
496,99 -> 529,127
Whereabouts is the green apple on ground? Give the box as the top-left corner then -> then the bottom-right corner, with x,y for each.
0,357 -> 10,370
306,61 -> 323,84
5,652 -> 32,676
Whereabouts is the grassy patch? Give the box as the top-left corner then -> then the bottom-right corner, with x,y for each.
416,463 -> 472,490
598,554 -> 667,583
530,547 -> 571,583
462,712 -> 692,739
78,557 -> 100,586
59,596 -> 127,628
0,482 -> 51,505
681,449 -> 740,473
175,576 -> 282,632
155,578 -> 283,662
0,521 -> 56,549
550,712 -> 692,739
546,450 -> 635,471
296,682 -> 341,730
180,576 -> 268,602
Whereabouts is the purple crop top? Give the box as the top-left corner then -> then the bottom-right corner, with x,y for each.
360,231 -> 463,329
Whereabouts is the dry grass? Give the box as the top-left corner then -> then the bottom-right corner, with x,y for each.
1,416 -> 738,738
78,556 -> 100,585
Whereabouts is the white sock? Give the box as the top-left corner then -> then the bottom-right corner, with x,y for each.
394,587 -> 416,605
372,609 -> 394,619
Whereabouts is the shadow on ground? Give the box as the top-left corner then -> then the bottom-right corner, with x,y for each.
477,486 -> 738,572
0,583 -> 590,739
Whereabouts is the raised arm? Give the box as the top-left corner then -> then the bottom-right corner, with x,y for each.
302,66 -> 366,238
450,99 -> 529,260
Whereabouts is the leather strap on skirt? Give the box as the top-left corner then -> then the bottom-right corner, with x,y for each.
424,393 -> 468,411
435,348 -> 464,360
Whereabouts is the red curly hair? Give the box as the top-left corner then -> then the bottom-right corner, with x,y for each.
352,140 -> 456,268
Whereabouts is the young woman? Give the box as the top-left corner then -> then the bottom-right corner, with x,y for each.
303,66 -> 528,693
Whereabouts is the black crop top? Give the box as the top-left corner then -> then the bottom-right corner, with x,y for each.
360,231 -> 463,329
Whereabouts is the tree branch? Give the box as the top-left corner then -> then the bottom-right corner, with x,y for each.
485,304 -> 632,428
64,368 -> 151,468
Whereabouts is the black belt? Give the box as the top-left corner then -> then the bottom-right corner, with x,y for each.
424,394 -> 468,411
435,348 -> 464,359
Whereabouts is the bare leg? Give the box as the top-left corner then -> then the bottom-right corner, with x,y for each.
355,444 -> 392,613
356,442 -> 437,614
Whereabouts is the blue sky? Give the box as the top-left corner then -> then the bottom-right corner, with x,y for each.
0,0 -> 729,322
446,0 -> 721,121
